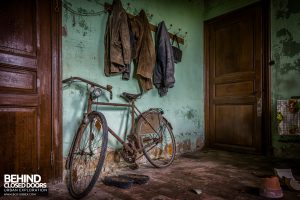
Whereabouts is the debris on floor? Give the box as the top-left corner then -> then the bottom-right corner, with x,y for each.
259,176 -> 283,198
103,176 -> 134,189
119,174 -> 150,185
274,168 -> 300,191
274,168 -> 295,180
191,188 -> 202,195
102,174 -> 150,189
285,178 -> 300,191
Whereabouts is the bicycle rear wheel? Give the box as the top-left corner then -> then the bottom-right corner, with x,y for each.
136,111 -> 176,168
67,111 -> 108,199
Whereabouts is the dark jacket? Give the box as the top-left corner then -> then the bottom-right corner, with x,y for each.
153,21 -> 175,96
128,10 -> 156,91
104,0 -> 131,77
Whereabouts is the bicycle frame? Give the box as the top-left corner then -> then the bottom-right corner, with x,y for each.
63,76 -> 163,163
90,95 -> 160,154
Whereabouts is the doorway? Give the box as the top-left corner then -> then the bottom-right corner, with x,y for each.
0,0 -> 62,182
204,2 -> 270,154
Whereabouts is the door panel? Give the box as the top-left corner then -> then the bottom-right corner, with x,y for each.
0,1 -> 36,56
215,17 -> 254,76
215,81 -> 253,97
215,105 -> 254,147
205,3 -> 263,153
0,108 -> 38,175
0,0 -> 61,182
0,67 -> 37,93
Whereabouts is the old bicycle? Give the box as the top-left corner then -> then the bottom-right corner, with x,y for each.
63,77 -> 176,199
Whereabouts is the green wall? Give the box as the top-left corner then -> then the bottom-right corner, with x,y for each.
63,0 -> 300,159
204,0 -> 300,158
271,0 -> 300,158
62,0 -> 205,156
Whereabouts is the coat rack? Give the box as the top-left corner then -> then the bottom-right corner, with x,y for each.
104,3 -> 185,45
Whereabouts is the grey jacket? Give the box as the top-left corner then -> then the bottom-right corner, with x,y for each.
153,21 -> 175,96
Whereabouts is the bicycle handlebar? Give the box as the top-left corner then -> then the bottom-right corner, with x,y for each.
62,76 -> 113,99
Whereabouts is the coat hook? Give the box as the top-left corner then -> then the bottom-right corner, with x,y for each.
146,11 -> 154,20
126,3 -> 131,11
174,28 -> 181,35
183,32 -> 188,38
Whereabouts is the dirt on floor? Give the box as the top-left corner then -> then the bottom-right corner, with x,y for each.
5,149 -> 300,200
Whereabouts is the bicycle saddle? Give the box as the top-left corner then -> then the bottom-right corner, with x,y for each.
121,92 -> 142,102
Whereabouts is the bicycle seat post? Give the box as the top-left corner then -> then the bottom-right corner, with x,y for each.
130,100 -> 135,135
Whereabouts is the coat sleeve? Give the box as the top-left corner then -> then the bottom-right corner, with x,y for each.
119,12 -> 131,65
164,39 -> 175,88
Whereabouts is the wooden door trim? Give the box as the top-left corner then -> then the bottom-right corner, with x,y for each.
50,0 -> 62,182
204,1 -> 272,154
262,0 -> 272,156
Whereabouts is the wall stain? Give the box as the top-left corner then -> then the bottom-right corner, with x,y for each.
276,0 -> 300,19
196,137 -> 204,149
62,26 -> 68,37
277,28 -> 300,58
186,110 -> 195,119
75,41 -> 85,50
72,15 -> 76,27
78,19 -> 89,31
177,139 -> 192,153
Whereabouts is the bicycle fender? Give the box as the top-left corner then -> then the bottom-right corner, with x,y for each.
163,117 -> 173,130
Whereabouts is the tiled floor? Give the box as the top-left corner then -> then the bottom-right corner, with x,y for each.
34,149 -> 300,199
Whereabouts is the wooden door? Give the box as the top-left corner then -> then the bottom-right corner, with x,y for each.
205,3 -> 264,153
0,0 -> 61,182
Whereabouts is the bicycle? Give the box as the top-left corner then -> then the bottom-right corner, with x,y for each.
63,77 -> 176,199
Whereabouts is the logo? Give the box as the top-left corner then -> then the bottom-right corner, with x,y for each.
2,174 -> 48,197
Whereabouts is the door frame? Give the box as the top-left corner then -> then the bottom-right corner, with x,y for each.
204,1 -> 272,155
50,0 -> 62,182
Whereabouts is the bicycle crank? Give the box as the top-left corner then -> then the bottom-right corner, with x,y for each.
120,143 -> 137,163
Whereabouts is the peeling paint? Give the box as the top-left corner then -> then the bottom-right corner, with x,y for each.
177,139 -> 192,153
196,137 -> 204,149
78,19 -> 89,31
62,26 -> 68,37
185,110 -> 195,119
275,0 -> 300,19
277,28 -> 300,58
272,0 -> 300,159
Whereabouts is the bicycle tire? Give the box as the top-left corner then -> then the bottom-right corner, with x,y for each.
67,111 -> 108,199
136,111 -> 176,168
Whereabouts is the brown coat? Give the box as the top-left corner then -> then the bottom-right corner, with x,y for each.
104,0 -> 131,76
129,10 -> 156,91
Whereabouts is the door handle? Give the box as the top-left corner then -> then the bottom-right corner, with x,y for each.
257,97 -> 262,117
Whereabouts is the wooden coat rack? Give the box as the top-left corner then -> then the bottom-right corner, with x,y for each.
104,3 -> 185,45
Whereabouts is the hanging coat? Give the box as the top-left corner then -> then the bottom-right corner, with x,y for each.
104,0 -> 131,78
153,21 -> 175,96
128,10 -> 156,91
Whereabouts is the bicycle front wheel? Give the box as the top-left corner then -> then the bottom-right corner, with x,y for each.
67,111 -> 108,199
137,111 -> 176,168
